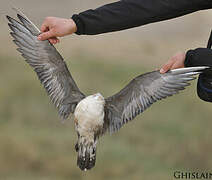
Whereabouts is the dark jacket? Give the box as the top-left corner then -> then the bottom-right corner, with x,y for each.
72,0 -> 212,35
72,0 -> 212,102
185,47 -> 212,102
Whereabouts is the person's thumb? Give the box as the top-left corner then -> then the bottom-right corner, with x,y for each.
38,30 -> 55,41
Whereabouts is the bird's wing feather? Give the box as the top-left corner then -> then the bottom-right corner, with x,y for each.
104,67 -> 208,133
7,12 -> 85,120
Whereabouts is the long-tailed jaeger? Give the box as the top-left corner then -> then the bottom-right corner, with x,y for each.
7,9 -> 208,171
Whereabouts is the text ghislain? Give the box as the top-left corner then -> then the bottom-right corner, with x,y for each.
174,171 -> 212,179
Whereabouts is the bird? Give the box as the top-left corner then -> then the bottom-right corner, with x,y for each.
7,9 -> 208,171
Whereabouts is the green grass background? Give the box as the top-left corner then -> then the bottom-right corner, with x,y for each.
0,54 -> 211,180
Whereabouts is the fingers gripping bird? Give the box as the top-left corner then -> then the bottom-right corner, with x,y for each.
7,9 -> 208,171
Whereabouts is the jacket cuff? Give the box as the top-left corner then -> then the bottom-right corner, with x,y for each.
184,49 -> 194,67
72,14 -> 85,35
184,48 -> 212,67
185,48 -> 212,102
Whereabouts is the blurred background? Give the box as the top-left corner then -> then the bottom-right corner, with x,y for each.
0,0 -> 212,179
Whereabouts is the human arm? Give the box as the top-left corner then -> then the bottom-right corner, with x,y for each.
72,0 -> 212,35
38,0 -> 212,43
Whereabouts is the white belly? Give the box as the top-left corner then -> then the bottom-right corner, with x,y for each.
74,94 -> 105,137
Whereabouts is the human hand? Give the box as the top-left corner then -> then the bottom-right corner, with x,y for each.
37,17 -> 77,44
160,52 -> 186,73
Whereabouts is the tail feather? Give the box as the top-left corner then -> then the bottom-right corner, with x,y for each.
76,138 -> 97,171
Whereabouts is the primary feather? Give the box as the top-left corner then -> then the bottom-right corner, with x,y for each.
7,14 -> 85,120
104,67 -> 208,133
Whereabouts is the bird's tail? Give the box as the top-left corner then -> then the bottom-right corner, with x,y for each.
75,137 -> 97,171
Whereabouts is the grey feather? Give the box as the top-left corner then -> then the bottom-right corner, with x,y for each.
7,12 -> 85,120
104,66 -> 208,133
12,7 -> 40,35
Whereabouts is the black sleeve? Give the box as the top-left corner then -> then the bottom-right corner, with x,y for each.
72,0 -> 212,35
184,48 -> 212,102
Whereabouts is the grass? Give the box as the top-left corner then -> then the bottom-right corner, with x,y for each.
0,54 -> 211,180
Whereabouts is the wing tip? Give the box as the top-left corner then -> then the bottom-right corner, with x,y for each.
11,6 -> 26,20
8,7 -> 40,34
17,13 -> 25,21
10,32 -> 15,37
6,15 -> 11,21
6,15 -> 15,24
169,66 -> 209,74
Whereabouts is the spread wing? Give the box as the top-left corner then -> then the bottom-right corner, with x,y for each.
104,67 -> 208,133
7,12 -> 85,120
